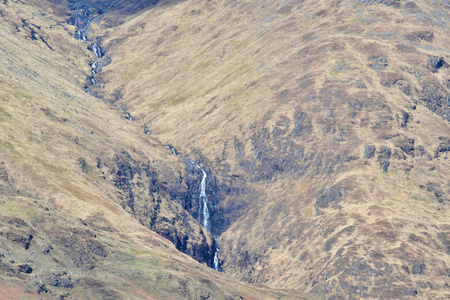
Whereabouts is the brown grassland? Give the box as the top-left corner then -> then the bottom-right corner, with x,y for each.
0,0 -> 449,299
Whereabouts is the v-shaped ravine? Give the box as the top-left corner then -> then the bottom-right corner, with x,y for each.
169,146 -> 222,271
69,1 -> 138,120
68,4 -> 222,270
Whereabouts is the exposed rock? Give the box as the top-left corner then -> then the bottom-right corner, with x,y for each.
435,136 -> 450,157
0,162 -> 9,182
405,31 -> 434,42
97,151 -> 220,267
427,56 -> 447,73
399,110 -> 410,127
77,158 -> 88,173
316,185 -> 341,209
6,232 -> 33,250
45,272 -> 79,289
411,262 -> 425,275
88,240 -> 107,257
369,56 -> 388,71
419,83 -> 450,122
18,264 -> 33,274
396,138 -> 415,155
364,146 -> 376,159
42,245 -> 53,254
377,147 -> 391,172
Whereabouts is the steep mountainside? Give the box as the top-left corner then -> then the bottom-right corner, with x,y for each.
0,0 -> 307,298
95,0 -> 450,299
0,0 -> 449,299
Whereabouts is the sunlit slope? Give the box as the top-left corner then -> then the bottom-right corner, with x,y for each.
0,1 -> 310,298
2,0 -> 223,261
98,0 -> 450,298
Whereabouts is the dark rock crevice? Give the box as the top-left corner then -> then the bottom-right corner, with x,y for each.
96,151 -> 221,267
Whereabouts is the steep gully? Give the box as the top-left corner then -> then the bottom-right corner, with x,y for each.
69,2 -> 105,96
168,146 -> 221,271
190,159 -> 220,272
70,2 -> 221,271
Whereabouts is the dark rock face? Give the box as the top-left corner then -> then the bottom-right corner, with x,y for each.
43,272 -> 79,289
88,241 -> 107,257
418,182 -> 447,203
18,264 -> 33,274
420,83 -> 450,122
0,162 -> 9,182
435,136 -> 450,157
310,254 -> 424,299
178,159 -> 224,236
77,157 -> 88,173
427,56 -> 447,73
364,146 -> 376,159
369,56 -> 388,71
235,107 -> 355,184
42,245 -> 53,254
411,262 -> 425,275
405,31 -> 434,43
6,232 -> 33,250
69,0 -> 161,19
97,151 -> 218,267
316,185 -> 341,209
377,147 -> 391,172
399,110 -> 410,127
396,138 -> 415,155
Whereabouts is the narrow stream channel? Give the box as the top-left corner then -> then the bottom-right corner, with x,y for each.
70,1 -> 136,122
69,4 -> 221,271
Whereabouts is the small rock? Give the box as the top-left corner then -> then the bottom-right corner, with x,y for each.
427,56 -> 447,73
18,264 -> 33,274
364,146 -> 376,159
381,160 -> 390,172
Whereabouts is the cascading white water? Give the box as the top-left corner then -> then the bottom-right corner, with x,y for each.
213,239 -> 220,271
166,145 -> 180,157
170,155 -> 221,271
91,59 -> 99,76
72,3 -> 104,93
93,43 -> 102,58
198,167 -> 210,232
188,160 -> 210,232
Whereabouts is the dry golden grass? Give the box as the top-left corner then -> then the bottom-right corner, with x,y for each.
0,1 -> 312,298
1,0 -> 450,298
94,0 -> 450,298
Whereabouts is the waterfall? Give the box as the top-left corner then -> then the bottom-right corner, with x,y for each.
197,166 -> 210,232
166,145 -> 180,157
186,159 -> 210,231
213,238 -> 220,271
170,155 -> 221,271
93,43 -> 103,58
91,59 -> 99,76
71,2 -> 104,93
191,161 -> 221,270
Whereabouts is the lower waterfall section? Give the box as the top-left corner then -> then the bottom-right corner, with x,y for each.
186,158 -> 221,271
213,238 -> 221,272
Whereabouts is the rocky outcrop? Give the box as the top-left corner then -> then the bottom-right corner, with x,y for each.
96,151 -> 219,267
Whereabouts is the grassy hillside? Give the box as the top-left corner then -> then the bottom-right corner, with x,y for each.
94,0 -> 450,298
0,0 -> 311,298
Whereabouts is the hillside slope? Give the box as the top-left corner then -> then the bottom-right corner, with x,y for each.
93,0 -> 450,298
0,0 -> 309,299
